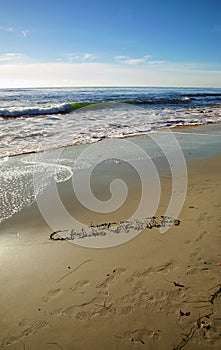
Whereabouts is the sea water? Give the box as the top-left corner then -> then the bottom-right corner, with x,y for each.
1,87 -> 221,224
1,87 -> 221,157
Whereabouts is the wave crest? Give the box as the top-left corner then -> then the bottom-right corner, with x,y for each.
0,102 -> 95,119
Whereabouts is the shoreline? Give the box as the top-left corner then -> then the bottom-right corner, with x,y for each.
1,119 -> 221,159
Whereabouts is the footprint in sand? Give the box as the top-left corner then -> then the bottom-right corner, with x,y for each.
118,328 -> 161,343
61,297 -> 98,320
199,212 -> 213,223
128,261 -> 175,284
41,288 -> 62,302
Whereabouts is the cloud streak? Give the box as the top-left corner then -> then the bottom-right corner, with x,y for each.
114,54 -> 166,65
114,54 -> 151,65
0,53 -> 28,63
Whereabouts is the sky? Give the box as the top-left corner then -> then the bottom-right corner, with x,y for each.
0,0 -> 221,88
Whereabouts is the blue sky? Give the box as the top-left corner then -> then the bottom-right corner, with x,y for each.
0,0 -> 221,87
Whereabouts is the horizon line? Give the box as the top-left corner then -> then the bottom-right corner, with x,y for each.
0,85 -> 221,90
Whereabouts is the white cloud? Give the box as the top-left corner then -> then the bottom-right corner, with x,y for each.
147,60 -> 167,65
0,53 -> 28,63
124,58 -> 148,65
114,54 -> 152,65
66,52 -> 96,63
114,54 -> 167,66
114,55 -> 128,60
0,61 -> 221,88
82,53 -> 96,60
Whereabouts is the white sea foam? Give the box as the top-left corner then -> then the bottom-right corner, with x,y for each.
0,103 -> 221,158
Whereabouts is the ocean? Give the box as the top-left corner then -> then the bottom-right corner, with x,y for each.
1,87 -> 221,225
1,86 -> 221,158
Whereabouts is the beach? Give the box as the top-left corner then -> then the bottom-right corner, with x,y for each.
0,134 -> 221,349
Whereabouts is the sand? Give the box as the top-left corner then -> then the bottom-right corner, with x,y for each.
0,153 -> 221,350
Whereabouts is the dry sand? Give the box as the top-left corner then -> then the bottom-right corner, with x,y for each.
0,155 -> 221,350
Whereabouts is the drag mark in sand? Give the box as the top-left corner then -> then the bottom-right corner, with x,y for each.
210,284 -> 221,305
185,283 -> 221,307
56,259 -> 92,283
173,311 -> 214,350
